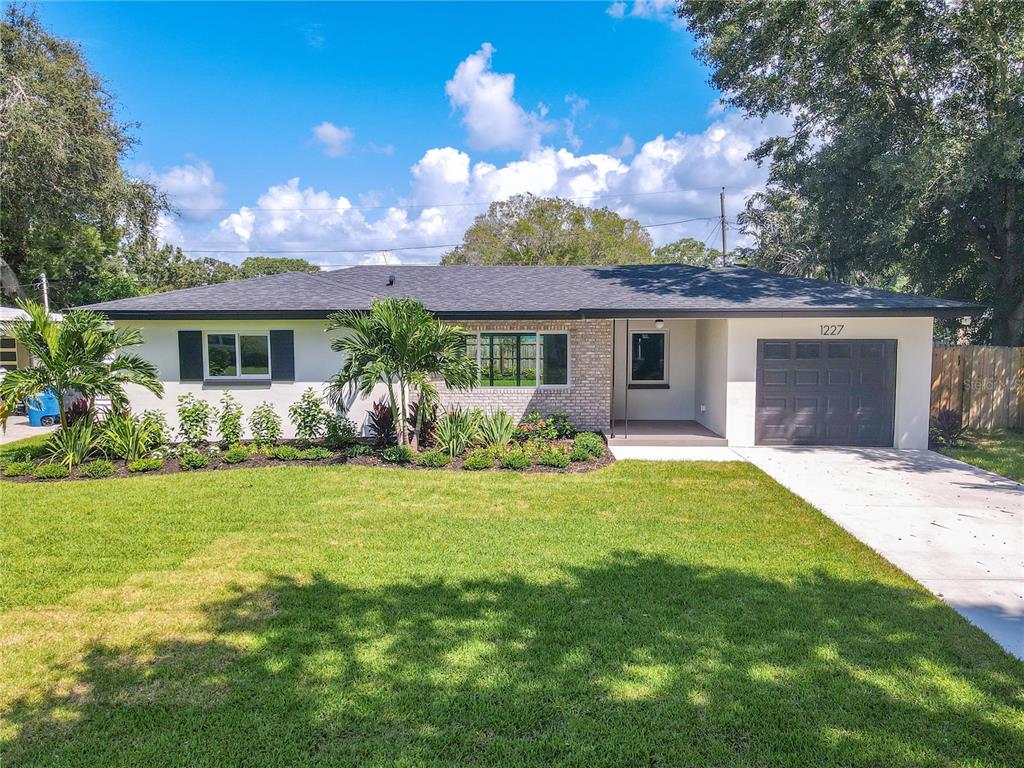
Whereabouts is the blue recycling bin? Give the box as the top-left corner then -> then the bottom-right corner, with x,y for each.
27,390 -> 61,427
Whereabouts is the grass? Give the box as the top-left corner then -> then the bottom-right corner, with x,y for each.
2,461 -> 1021,767
941,429 -> 1024,483
0,433 -> 50,459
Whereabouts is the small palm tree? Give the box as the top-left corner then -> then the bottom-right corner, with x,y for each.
0,299 -> 163,430
327,297 -> 478,447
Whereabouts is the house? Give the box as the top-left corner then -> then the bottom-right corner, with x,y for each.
76,264 -> 978,449
0,305 -> 63,378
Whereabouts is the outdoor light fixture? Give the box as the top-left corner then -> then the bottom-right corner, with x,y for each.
654,319 -> 664,329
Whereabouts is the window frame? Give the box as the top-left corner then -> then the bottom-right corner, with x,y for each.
467,330 -> 571,389
628,330 -> 669,386
202,330 -> 273,381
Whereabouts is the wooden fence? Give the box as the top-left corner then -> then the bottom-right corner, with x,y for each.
931,346 -> 1024,431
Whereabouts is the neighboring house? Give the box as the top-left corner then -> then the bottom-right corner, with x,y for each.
76,264 -> 978,448
0,305 -> 63,379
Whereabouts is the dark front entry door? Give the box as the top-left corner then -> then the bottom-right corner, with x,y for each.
755,339 -> 897,446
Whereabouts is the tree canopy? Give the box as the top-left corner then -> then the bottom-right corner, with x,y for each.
678,0 -> 1024,344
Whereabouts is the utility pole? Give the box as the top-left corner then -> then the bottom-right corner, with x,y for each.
719,187 -> 728,266
39,272 -> 49,313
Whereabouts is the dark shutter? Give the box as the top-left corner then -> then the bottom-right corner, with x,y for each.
178,331 -> 203,381
270,330 -> 295,381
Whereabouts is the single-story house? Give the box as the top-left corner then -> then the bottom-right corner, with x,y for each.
76,264 -> 978,449
0,305 -> 63,378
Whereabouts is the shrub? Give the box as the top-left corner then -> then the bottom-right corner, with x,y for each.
127,457 -> 163,473
249,402 -> 282,446
298,446 -> 333,461
546,413 -> 576,439
46,419 -> 100,467
31,463 -> 70,480
409,398 -> 438,447
177,394 -> 212,445
930,408 -> 968,448
325,413 -> 359,449
102,412 -> 159,461
368,399 -> 396,446
267,445 -> 302,461
81,459 -> 115,478
3,460 -> 35,477
434,407 -> 482,457
177,446 -> 209,470
499,447 -> 531,470
217,392 -> 244,445
515,411 -> 559,441
573,432 -> 605,458
289,388 -> 329,443
382,444 -> 415,464
569,445 -> 591,462
344,443 -> 374,458
414,449 -> 450,467
140,409 -> 171,446
462,449 -> 494,470
222,445 -> 250,464
537,445 -> 571,468
479,409 -> 516,448
0,443 -> 49,467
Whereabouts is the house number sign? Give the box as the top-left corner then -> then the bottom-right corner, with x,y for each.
819,324 -> 845,336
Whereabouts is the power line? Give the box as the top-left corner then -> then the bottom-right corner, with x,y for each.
170,187 -> 737,214
173,216 -> 721,255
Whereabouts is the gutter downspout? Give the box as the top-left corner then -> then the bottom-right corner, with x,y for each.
623,318 -> 629,439
609,319 -> 616,437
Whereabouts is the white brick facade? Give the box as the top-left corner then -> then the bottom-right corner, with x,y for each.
437,319 -> 613,432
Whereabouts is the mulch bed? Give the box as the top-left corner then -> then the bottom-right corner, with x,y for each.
2,438 -> 615,483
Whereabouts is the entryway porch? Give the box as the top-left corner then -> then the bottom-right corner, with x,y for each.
607,419 -> 727,447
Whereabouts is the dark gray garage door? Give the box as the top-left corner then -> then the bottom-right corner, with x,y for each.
756,339 -> 897,446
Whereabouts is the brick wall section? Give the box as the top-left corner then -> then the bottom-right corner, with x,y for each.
436,319 -> 613,432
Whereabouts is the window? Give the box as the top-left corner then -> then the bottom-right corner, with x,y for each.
0,336 -> 17,367
466,331 -> 569,387
630,332 -> 666,384
205,332 -> 270,379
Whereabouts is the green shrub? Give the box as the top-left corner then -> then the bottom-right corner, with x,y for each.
298,447 -> 333,461
267,445 -> 302,461
344,443 -> 374,458
140,409 -> 171,446
325,413 -> 359,449
249,402 -> 282,446
0,443 -> 48,468
176,394 -> 212,445
81,459 -> 115,478
569,445 -> 591,462
127,457 -> 163,473
545,413 -> 576,439
217,392 -> 244,445
3,460 -> 35,477
288,388 -> 329,443
499,447 -> 531,470
46,419 -> 100,467
177,446 -> 209,470
382,444 -> 415,463
414,449 -> 450,467
103,412 -> 160,461
573,432 -> 605,458
434,407 -> 481,457
31,463 -> 70,480
462,448 -> 493,470
221,445 -> 250,464
479,409 -> 516,448
537,446 -> 571,468
515,412 -> 559,441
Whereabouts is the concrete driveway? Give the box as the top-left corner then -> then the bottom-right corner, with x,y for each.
0,415 -> 56,445
734,447 -> 1024,660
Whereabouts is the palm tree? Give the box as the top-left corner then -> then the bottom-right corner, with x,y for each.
0,299 -> 163,430
327,297 -> 478,447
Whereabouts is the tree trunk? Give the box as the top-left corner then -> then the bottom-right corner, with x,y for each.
397,379 -> 408,446
384,379 -> 399,446
412,392 -> 425,452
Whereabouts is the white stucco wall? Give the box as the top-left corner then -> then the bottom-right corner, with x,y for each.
114,319 -> 388,440
612,319 -> 696,421
694,319 -> 728,436
724,316 -> 934,449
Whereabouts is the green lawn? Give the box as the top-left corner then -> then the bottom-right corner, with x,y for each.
2,462 -> 1021,767
941,429 -> 1024,483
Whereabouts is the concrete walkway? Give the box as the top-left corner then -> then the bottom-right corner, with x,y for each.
0,415 -> 56,445
734,447 -> 1024,660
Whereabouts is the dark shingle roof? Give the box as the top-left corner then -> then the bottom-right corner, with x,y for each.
75,264 -> 980,319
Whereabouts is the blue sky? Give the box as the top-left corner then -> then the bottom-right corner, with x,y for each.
39,1 -> 785,266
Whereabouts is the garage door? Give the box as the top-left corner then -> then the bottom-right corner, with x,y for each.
756,339 -> 897,446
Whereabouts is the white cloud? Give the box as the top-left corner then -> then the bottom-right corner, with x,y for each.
608,1 -> 685,29
563,94 -> 589,151
606,2 -> 627,19
311,121 -> 355,157
366,142 -> 395,156
445,43 -> 551,153
608,134 -> 636,158
162,109 -> 786,267
142,158 -> 226,220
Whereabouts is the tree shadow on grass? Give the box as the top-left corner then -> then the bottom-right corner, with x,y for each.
5,553 -> 1023,767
